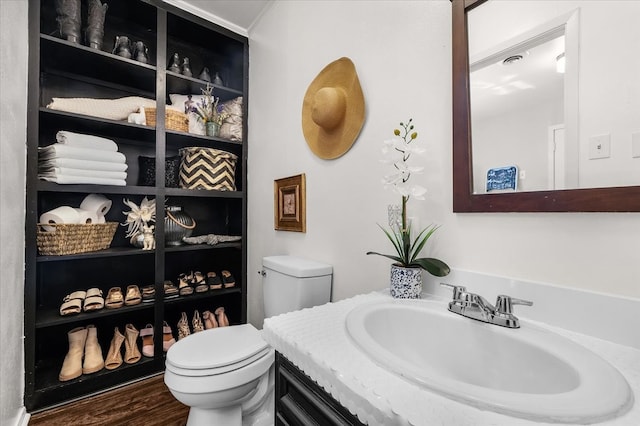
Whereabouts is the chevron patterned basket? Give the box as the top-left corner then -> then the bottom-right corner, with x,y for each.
178,147 -> 238,191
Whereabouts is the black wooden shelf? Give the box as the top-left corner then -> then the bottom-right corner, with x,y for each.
40,34 -> 157,94
37,181 -> 156,195
163,286 -> 242,307
36,301 -> 155,328
166,71 -> 243,101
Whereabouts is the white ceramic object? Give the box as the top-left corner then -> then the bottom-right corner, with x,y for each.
345,299 -> 634,424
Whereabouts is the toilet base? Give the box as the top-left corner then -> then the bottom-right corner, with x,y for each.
187,405 -> 241,426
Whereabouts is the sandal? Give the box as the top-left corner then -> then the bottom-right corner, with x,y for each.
177,312 -> 190,340
105,287 -> 124,309
59,290 -> 86,316
192,310 -> 204,333
162,321 -> 176,352
207,272 -> 223,290
83,288 -> 104,312
140,324 -> 154,357
215,307 -> 229,327
178,273 -> 194,296
193,271 -> 208,293
163,280 -> 179,299
141,285 -> 155,302
124,285 -> 142,306
202,310 -> 218,329
221,270 -> 236,288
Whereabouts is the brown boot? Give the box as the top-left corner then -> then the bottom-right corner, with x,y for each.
124,323 -> 141,364
105,327 -> 125,370
214,307 -> 229,327
59,326 -> 88,382
82,324 -> 105,374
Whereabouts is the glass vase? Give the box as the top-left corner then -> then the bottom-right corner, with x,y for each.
205,122 -> 220,137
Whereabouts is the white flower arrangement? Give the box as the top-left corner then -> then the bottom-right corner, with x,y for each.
121,196 -> 156,238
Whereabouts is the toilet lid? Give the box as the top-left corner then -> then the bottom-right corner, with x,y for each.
166,324 -> 269,370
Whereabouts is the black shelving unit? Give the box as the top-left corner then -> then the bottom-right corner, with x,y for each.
25,0 -> 248,411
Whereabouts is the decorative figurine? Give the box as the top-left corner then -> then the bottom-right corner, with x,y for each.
85,0 -> 108,50
198,66 -> 211,82
181,57 -> 192,77
132,41 -> 149,64
184,95 -> 196,114
142,224 -> 155,250
168,53 -> 181,73
213,72 -> 223,86
55,0 -> 81,43
112,35 -> 132,59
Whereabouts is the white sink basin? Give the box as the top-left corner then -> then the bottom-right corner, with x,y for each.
345,299 -> 634,423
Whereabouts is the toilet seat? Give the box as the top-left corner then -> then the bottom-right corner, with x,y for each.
166,324 -> 270,377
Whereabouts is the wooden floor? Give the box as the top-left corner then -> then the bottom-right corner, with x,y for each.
29,374 -> 189,426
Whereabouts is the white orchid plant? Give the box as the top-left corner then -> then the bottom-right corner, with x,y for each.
366,119 -> 450,277
121,197 -> 156,238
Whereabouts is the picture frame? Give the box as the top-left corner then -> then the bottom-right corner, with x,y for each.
274,173 -> 306,232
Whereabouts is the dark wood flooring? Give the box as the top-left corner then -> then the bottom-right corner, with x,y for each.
29,374 -> 189,425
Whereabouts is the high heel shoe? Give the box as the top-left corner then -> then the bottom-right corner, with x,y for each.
140,324 -> 154,357
124,323 -> 141,364
82,324 -> 104,375
202,310 -> 218,329
215,307 -> 229,327
192,310 -> 204,333
177,312 -> 190,340
163,321 -> 176,351
105,326 -> 125,370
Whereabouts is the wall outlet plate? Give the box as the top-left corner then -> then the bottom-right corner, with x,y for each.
588,134 -> 611,159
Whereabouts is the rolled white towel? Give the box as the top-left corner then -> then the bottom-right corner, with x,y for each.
56,131 -> 118,152
38,158 -> 128,172
38,144 -> 126,163
46,96 -> 156,121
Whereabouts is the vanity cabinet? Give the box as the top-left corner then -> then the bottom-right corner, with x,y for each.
25,0 -> 248,411
275,352 -> 365,426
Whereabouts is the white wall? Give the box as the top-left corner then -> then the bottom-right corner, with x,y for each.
246,0 -> 640,327
0,1 -> 28,425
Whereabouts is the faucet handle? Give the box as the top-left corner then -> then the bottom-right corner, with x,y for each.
440,283 -> 467,300
495,295 -> 533,315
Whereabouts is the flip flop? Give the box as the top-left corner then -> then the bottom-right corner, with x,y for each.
221,270 -> 236,288
105,287 -> 124,309
178,273 -> 194,296
207,271 -> 222,290
59,290 -> 86,316
124,285 -> 142,306
83,288 -> 104,312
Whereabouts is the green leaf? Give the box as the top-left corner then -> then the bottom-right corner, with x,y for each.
412,257 -> 451,277
366,251 -> 404,264
409,225 -> 439,263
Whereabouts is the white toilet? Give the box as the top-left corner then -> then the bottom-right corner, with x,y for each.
164,255 -> 333,426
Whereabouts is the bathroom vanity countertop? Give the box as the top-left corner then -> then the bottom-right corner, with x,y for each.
262,292 -> 640,426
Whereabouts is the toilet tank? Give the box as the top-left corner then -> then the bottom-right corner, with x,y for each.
262,255 -> 332,318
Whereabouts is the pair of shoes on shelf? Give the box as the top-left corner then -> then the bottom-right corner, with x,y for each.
163,280 -> 179,299
206,270 -> 235,290
202,307 -> 229,329
141,285 -> 155,302
105,285 -> 142,308
178,271 -> 208,295
176,309 -> 220,340
177,273 -> 194,296
59,288 -> 104,316
104,324 -> 142,370
59,324 -> 104,382
139,321 -> 176,357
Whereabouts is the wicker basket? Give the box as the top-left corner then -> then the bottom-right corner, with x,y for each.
144,108 -> 189,132
36,222 -> 118,256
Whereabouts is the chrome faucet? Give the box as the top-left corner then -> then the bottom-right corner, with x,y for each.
440,283 -> 533,329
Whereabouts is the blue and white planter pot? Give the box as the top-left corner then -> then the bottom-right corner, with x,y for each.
390,264 -> 423,299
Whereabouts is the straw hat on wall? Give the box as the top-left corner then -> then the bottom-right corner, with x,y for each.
302,57 -> 365,160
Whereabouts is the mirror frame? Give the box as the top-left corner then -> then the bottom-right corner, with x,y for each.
452,0 -> 640,212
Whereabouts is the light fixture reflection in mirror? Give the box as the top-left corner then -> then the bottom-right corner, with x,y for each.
452,0 -> 640,212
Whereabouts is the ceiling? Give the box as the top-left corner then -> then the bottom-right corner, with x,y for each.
167,0 -> 273,34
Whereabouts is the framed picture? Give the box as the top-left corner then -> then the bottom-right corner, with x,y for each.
274,173 -> 306,232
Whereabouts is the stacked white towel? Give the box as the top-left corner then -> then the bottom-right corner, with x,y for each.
38,131 -> 128,186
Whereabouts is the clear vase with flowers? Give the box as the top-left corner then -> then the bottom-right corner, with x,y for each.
367,119 -> 450,298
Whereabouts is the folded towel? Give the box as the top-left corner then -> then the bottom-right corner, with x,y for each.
56,131 -> 118,152
38,167 -> 127,181
38,144 -> 126,163
39,175 -> 126,186
38,158 -> 128,172
46,96 -> 156,121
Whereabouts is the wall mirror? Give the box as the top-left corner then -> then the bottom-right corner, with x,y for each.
452,0 -> 640,212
